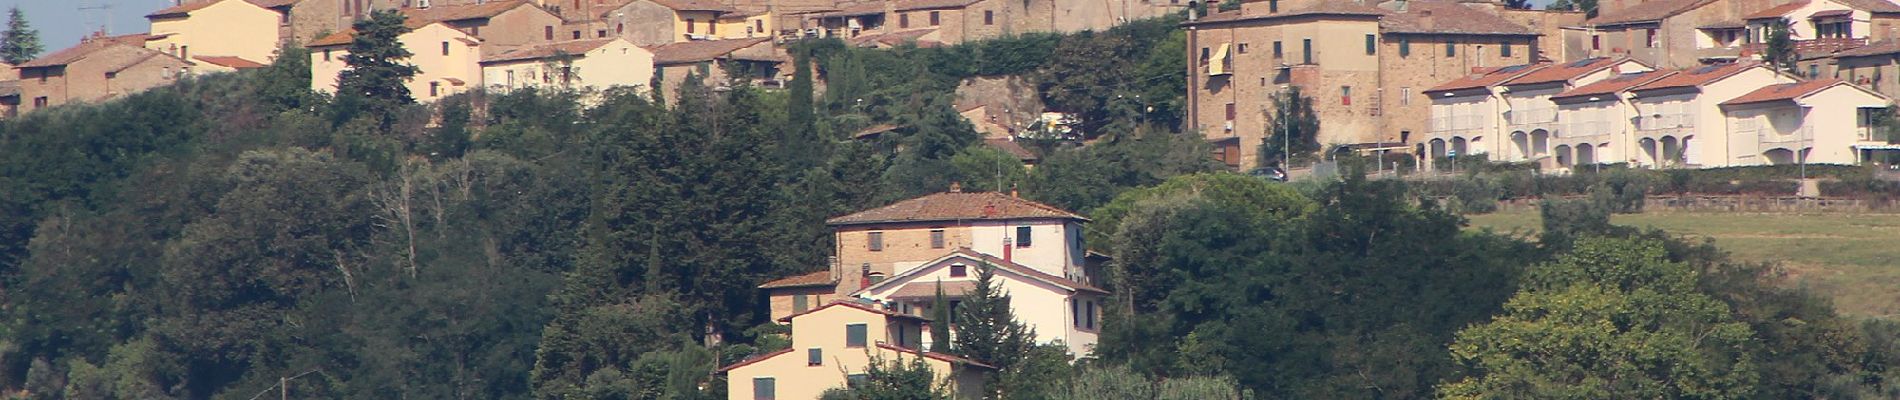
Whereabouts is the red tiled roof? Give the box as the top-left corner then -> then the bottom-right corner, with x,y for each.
1504,57 -> 1632,86
852,123 -> 902,139
1720,79 -> 1845,105
759,270 -> 835,289
650,37 -> 770,65
651,0 -> 738,12
983,138 -> 1039,162
1590,0 -> 1718,26
1699,20 -> 1747,29
403,0 -> 538,23
149,0 -> 285,18
1838,39 -> 1900,57
1631,61 -> 1760,91
877,343 -> 996,369
1377,0 -> 1536,35
945,249 -> 1106,293
307,19 -> 440,47
886,280 -> 978,299
1837,0 -> 1900,13
193,55 -> 266,69
250,0 -> 298,8
776,300 -> 931,323
481,38 -> 620,63
895,0 -> 982,11
17,34 -> 157,68
716,348 -> 795,372
1424,63 -> 1549,93
827,191 -> 1085,225
851,29 -> 938,47
813,2 -> 885,18
1745,0 -> 1811,20
1552,70 -> 1676,100
1185,1 -> 1386,26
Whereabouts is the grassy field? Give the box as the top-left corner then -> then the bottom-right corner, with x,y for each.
1466,211 -> 1900,318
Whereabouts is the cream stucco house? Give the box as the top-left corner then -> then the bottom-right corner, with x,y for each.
1546,69 -> 1677,168
854,249 -> 1106,357
1425,57 -> 1652,167
1719,78 -> 1891,165
720,301 -> 990,400
145,0 -> 285,67
308,21 -> 483,101
480,38 -> 654,94
1626,62 -> 1798,167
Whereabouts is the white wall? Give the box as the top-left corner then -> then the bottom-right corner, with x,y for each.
859,255 -> 1100,358
966,220 -> 1082,279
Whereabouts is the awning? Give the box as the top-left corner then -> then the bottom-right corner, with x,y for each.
1208,43 -> 1231,76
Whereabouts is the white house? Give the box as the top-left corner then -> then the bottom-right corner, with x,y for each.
854,249 -> 1106,358
480,37 -> 655,94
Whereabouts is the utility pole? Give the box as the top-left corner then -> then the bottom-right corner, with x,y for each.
280,376 -> 288,400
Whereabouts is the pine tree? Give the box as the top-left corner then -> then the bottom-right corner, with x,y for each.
930,280 -> 953,353
0,7 -> 42,65
953,263 -> 1034,397
335,9 -> 420,127
1764,18 -> 1798,75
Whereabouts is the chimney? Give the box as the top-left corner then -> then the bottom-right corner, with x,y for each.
949,181 -> 962,193
1002,237 -> 1013,262
859,263 -> 872,291
827,255 -> 840,281
1010,184 -> 1019,198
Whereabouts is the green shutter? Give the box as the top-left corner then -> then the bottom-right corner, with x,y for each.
1365,34 -> 1375,55
846,323 -> 867,347
754,378 -> 775,400
1400,37 -> 1410,57
793,294 -> 808,312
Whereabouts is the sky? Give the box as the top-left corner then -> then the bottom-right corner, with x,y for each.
4,0 -> 1564,55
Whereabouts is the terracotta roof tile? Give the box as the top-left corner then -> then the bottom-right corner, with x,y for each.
759,270 -> 835,289
1376,0 -> 1536,35
1504,57 -> 1632,86
885,280 -> 977,299
1811,9 -> 1854,17
1589,0 -> 1717,26
715,348 -> 794,372
1699,20 -> 1746,29
650,37 -> 770,65
944,249 -> 1106,293
1424,63 -> 1549,93
650,0 -> 737,12
1839,39 -> 1900,57
1720,79 -> 1845,105
1631,61 -> 1760,91
148,0 -> 285,18
850,29 -> 937,47
1745,0 -> 1811,20
17,34 -> 157,68
775,299 -> 930,323
1837,0 -> 1900,13
403,0 -> 537,23
826,191 -> 1086,225
1184,1 -> 1385,25
307,19 -> 439,47
895,0 -> 982,11
193,55 -> 266,69
481,38 -> 620,63
0,80 -> 19,98
814,2 -> 885,18
1552,70 -> 1676,100
878,343 -> 996,369
983,138 -> 1039,162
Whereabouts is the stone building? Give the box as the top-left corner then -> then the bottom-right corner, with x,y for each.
14,34 -> 195,114
1185,0 -> 1554,170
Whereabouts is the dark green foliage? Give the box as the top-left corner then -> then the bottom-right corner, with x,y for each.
1259,86 -> 1321,167
1549,0 -> 1600,17
952,264 -> 1035,397
930,282 -> 953,353
818,352 -> 948,400
0,7 -> 40,65
1765,18 -> 1798,74
1503,0 -> 1534,9
334,10 -> 420,127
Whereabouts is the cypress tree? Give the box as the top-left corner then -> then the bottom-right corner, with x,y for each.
931,279 -> 953,353
335,9 -> 420,127
0,7 -> 42,65
953,262 -> 1034,395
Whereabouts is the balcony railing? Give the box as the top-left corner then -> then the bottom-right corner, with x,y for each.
1637,113 -> 1696,131
1760,126 -> 1813,145
1560,121 -> 1613,138
1430,115 -> 1486,132
1742,38 -> 1869,55
1508,108 -> 1557,126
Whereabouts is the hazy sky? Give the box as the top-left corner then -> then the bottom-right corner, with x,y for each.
3,0 -> 1563,55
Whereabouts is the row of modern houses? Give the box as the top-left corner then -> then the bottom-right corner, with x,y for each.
0,0 -> 1184,118
1189,0 -> 1900,171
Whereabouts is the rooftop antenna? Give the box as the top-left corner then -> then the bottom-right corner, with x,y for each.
78,0 -> 116,37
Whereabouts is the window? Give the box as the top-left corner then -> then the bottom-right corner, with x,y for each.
1399,37 -> 1410,57
1273,41 -> 1282,58
846,323 -> 868,347
1400,87 -> 1411,106
950,264 -> 968,277
1446,40 -> 1456,57
930,229 -> 945,249
753,377 -> 775,400
1237,43 -> 1248,54
1225,103 -> 1236,121
1592,34 -> 1600,50
430,82 -> 440,97
930,11 -> 940,26
1302,38 -> 1312,64
1342,86 -> 1351,106
1073,300 -> 1081,328
181,45 -> 189,59
1646,28 -> 1657,48
104,71 -> 115,79
545,26 -> 554,40
323,49 -> 332,61
1086,301 -> 1096,329
1199,47 -> 1209,64
470,26 -> 479,36
618,23 -> 625,34
1015,226 -> 1033,247
1269,0 -> 1278,12
687,19 -> 696,33
901,13 -> 910,28
32,97 -> 46,108
985,10 -> 994,25
1501,40 -> 1512,57
847,374 -> 868,387
1365,34 -> 1375,55
598,29 -> 607,38
573,30 -> 582,39
808,348 -> 823,366
441,41 -> 450,56
709,20 -> 716,35
1809,64 -> 1820,79
867,232 -> 883,251
756,19 -> 765,33
793,294 -> 809,312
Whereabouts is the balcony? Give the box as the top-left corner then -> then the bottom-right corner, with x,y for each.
1637,113 -> 1696,131
1560,121 -> 1613,138
1507,108 -> 1557,127
1741,38 -> 1869,55
1430,115 -> 1487,133
1760,126 -> 1813,146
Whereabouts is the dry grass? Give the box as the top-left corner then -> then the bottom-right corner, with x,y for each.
1466,211 -> 1900,318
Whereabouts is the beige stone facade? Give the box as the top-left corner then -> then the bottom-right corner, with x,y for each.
308,22 -> 484,101
720,302 -> 988,400
147,0 -> 286,65
1186,0 -> 1548,170
480,38 -> 656,94
15,36 -> 194,114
